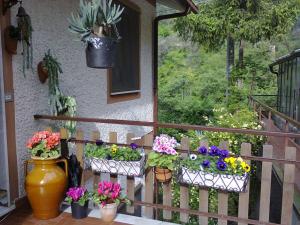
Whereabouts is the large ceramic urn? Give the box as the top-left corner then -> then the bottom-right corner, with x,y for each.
25,157 -> 68,219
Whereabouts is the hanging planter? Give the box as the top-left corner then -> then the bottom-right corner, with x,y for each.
177,146 -> 251,192
37,61 -> 48,83
85,143 -> 146,177
68,0 -> 124,69
4,25 -> 20,55
154,167 -> 172,183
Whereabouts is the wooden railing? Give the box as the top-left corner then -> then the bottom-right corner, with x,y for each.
36,114 -> 300,225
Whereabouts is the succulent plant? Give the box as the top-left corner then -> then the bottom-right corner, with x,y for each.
68,0 -> 124,42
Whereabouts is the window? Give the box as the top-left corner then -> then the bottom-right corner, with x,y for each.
108,0 -> 141,103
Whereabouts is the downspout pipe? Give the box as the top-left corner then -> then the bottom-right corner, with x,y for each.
153,6 -> 190,135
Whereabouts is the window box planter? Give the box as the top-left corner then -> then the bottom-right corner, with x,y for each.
86,155 -> 146,177
178,167 -> 249,192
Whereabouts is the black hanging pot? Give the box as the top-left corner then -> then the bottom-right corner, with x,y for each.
71,201 -> 89,219
86,37 -> 117,68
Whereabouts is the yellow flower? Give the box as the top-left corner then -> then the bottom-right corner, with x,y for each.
237,157 -> 243,163
224,157 -> 230,163
111,144 -> 118,154
228,157 -> 236,165
241,162 -> 251,173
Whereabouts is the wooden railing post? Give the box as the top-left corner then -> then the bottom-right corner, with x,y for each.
180,137 -> 190,223
143,134 -> 154,219
199,141 -> 209,225
281,146 -> 296,225
109,132 -> 118,183
126,133 -> 135,214
238,143 -> 251,225
75,130 -> 84,185
163,181 -> 172,220
92,131 -> 101,188
259,145 -> 273,223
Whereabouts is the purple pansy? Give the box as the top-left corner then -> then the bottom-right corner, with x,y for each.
219,149 -> 229,158
216,160 -> 227,171
198,146 -> 207,155
202,160 -> 210,168
95,140 -> 104,146
66,187 -> 86,202
130,143 -> 138,150
209,146 -> 220,156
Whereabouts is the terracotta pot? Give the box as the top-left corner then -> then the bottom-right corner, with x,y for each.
154,167 -> 172,183
24,157 -> 68,219
37,61 -> 48,83
99,203 -> 117,222
4,27 -> 18,55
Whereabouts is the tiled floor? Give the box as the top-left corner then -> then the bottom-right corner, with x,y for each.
0,205 -> 129,225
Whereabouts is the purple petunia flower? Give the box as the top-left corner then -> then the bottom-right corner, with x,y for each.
96,140 -> 104,146
130,143 -> 138,150
209,146 -> 220,156
198,146 -> 207,155
219,149 -> 229,158
66,187 -> 86,202
216,160 -> 227,171
202,160 -> 210,168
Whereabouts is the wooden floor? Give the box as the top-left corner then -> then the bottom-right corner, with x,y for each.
0,204 -> 129,225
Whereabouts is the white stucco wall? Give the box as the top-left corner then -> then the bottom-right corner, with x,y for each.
11,0 -> 154,197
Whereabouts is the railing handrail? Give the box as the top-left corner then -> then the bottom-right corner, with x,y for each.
34,114 -> 300,138
249,95 -> 300,128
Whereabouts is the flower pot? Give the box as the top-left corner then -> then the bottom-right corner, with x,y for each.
99,203 -> 118,222
37,61 -> 48,83
71,201 -> 89,219
154,167 -> 172,183
86,37 -> 117,68
4,27 -> 18,55
24,157 -> 68,219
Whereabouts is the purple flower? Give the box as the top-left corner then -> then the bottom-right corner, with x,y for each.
198,146 -> 207,155
96,140 -> 104,146
216,160 -> 227,171
202,160 -> 210,168
209,146 -> 220,156
66,187 -> 86,202
219,149 -> 229,158
130,143 -> 138,150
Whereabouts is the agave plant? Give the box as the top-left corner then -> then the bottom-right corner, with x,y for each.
68,0 -> 124,42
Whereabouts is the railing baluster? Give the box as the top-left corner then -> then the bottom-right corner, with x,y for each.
238,143 -> 251,225
180,137 -> 190,223
92,131 -> 101,189
143,134 -> 154,219
199,140 -> 209,225
75,130 -> 84,185
126,133 -> 135,214
218,141 -> 229,225
163,181 -> 172,220
281,146 -> 296,225
109,132 -> 118,183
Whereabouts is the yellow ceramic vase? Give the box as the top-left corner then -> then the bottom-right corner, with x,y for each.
25,157 -> 68,219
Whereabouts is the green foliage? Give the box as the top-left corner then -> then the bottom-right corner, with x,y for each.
174,0 -> 300,51
85,144 -> 142,161
68,0 -> 124,42
65,192 -> 90,206
146,151 -> 178,171
30,141 -> 60,159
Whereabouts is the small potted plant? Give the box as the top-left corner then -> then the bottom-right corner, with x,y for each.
179,146 -> 251,192
65,187 -> 90,219
4,25 -> 20,55
85,142 -> 145,176
146,134 -> 179,183
92,181 -> 130,222
68,0 -> 124,68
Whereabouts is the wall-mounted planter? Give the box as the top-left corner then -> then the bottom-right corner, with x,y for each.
4,26 -> 18,55
86,37 -> 117,68
87,155 -> 145,177
178,167 -> 249,192
154,167 -> 172,183
37,61 -> 48,83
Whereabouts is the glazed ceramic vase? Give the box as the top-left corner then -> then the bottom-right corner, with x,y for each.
25,157 -> 68,219
100,203 -> 118,222
154,167 -> 172,183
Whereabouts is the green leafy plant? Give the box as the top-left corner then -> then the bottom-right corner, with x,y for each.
65,187 -> 90,206
86,143 -> 142,161
68,0 -> 124,42
147,151 -> 178,171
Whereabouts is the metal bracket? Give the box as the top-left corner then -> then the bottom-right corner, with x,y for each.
4,91 -> 14,103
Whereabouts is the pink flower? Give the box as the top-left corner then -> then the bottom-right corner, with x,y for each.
153,134 -> 178,155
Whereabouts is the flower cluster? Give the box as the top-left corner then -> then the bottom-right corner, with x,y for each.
66,187 -> 88,203
93,181 -> 129,206
27,131 -> 60,150
198,146 -> 229,158
153,134 -> 178,155
224,157 -> 251,173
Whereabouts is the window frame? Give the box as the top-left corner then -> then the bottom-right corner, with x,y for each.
107,0 -> 141,104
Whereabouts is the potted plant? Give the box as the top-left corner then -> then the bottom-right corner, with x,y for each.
25,130 -> 68,219
92,181 -> 130,222
4,25 -> 20,55
68,0 -> 124,68
146,134 -> 179,183
65,187 -> 90,219
86,142 -> 145,177
178,146 -> 251,192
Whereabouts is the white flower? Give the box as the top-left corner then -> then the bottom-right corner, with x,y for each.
189,154 -> 197,160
